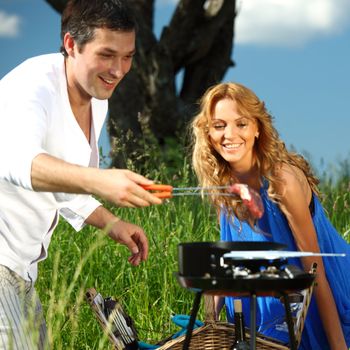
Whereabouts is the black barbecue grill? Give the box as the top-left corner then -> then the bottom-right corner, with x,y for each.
175,242 -> 316,350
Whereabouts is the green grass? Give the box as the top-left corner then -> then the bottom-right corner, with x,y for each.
319,179 -> 350,240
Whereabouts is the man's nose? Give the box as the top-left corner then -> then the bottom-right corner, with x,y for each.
109,59 -> 124,79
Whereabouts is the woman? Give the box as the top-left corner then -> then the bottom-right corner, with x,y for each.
191,82 -> 350,349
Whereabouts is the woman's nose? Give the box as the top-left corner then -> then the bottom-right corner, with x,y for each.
224,125 -> 236,138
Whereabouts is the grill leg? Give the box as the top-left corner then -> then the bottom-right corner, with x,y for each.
250,293 -> 257,350
182,291 -> 203,350
281,293 -> 297,350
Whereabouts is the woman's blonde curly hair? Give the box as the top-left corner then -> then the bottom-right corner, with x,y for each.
191,82 -> 319,221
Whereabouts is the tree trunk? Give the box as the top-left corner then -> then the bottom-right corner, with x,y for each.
45,0 -> 236,166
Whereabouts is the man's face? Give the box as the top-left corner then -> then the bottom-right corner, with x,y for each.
67,27 -> 135,101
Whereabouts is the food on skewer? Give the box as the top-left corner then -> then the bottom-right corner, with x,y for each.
228,183 -> 264,219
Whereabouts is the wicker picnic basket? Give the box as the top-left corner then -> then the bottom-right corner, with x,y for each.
157,295 -> 288,350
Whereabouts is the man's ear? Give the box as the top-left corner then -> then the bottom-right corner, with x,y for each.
63,32 -> 76,57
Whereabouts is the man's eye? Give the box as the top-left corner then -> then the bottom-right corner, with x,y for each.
100,53 -> 113,58
123,55 -> 133,61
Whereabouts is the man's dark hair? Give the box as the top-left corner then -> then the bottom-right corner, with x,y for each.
60,0 -> 137,57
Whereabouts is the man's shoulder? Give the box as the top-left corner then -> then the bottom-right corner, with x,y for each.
2,53 -> 64,84
1,53 -> 65,102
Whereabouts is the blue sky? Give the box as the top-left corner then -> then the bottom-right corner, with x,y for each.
1,0 -> 349,175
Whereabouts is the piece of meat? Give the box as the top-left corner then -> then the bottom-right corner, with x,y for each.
228,184 -> 264,219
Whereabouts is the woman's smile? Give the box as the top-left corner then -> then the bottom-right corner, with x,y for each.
222,142 -> 243,150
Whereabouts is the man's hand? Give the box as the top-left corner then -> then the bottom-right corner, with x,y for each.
107,219 -> 149,266
89,169 -> 162,208
85,206 -> 149,266
31,154 -> 162,207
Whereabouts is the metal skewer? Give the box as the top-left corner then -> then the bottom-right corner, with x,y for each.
172,185 -> 231,191
171,192 -> 241,198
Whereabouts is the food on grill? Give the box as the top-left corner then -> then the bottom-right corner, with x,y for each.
228,184 -> 264,219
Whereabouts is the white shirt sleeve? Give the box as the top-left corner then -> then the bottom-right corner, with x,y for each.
58,194 -> 102,231
0,88 -> 50,190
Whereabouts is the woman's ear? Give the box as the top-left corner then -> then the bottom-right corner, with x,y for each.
255,132 -> 260,139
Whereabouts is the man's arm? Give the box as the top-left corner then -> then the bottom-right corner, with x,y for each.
31,153 -> 162,207
85,205 -> 148,266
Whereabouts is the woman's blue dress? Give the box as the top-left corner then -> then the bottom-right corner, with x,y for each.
220,183 -> 350,349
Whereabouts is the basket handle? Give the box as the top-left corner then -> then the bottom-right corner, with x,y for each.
203,294 -> 216,322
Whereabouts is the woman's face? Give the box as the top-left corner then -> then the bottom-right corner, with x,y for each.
208,97 -> 259,172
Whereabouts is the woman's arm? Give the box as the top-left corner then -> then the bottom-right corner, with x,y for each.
277,165 -> 347,350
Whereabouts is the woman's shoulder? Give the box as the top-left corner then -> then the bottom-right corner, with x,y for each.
272,163 -> 313,213
274,163 -> 308,191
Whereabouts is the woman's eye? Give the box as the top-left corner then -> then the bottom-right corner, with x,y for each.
213,124 -> 225,130
237,122 -> 248,128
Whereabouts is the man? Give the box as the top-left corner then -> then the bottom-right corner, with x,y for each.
0,0 -> 161,348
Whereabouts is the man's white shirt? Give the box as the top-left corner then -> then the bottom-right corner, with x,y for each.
0,53 -> 108,281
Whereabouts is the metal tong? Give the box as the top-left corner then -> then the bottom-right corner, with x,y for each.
141,184 -> 239,199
